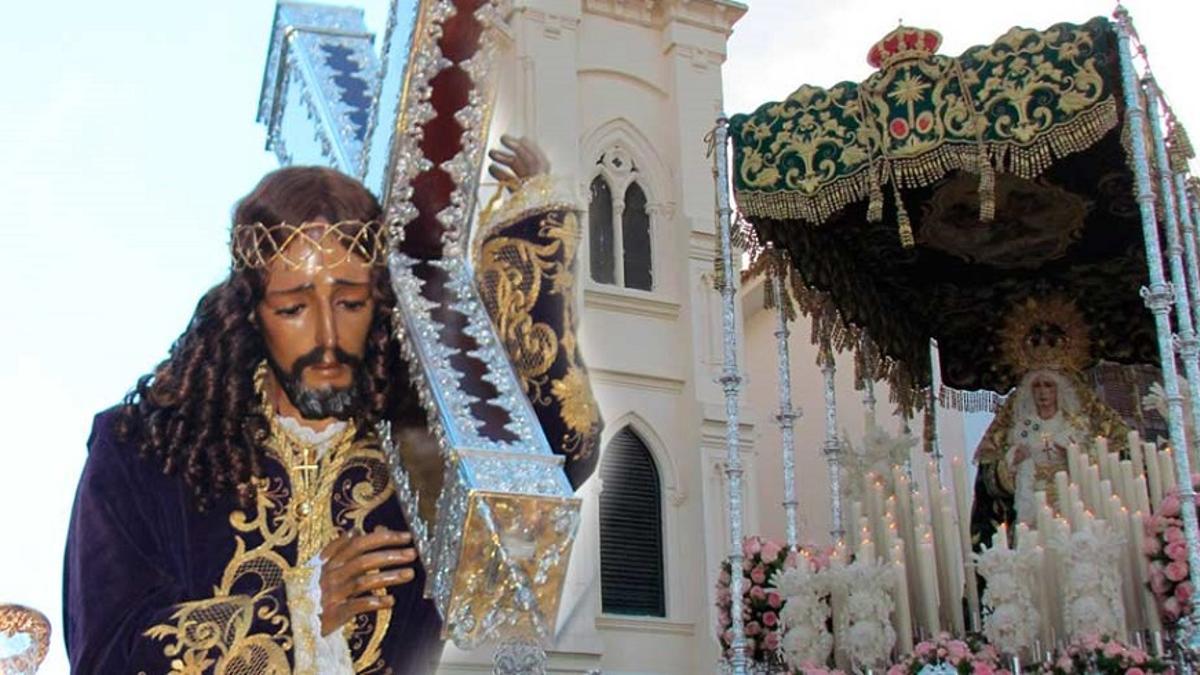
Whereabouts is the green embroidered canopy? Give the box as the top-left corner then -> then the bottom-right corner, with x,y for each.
729,17 -> 1165,400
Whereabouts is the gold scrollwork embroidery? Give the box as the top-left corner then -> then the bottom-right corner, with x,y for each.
144,369 -> 397,673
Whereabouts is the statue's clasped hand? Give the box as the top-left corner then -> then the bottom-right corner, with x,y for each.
319,527 -> 417,636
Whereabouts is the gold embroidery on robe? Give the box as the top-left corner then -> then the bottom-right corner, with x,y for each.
476,207 -> 601,461
144,406 -> 398,673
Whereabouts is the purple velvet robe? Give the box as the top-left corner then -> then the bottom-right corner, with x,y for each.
63,409 -> 443,674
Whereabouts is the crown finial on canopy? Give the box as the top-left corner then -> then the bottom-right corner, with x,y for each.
867,25 -> 943,69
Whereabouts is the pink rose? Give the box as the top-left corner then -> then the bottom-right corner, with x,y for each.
763,611 -> 779,628
1161,494 -> 1182,518
887,666 -> 906,675
767,591 -> 783,609
1166,560 -> 1190,582
1144,536 -> 1162,556
915,641 -> 935,658
972,663 -> 995,675
745,620 -> 761,636
1166,525 -> 1185,544
1164,596 -> 1182,620
719,610 -> 731,627
1150,563 -> 1170,595
744,637 -> 756,653
947,640 -> 970,661
719,568 -> 731,584
1104,641 -> 1124,658
721,629 -> 733,644
1056,655 -> 1075,672
1176,581 -> 1194,603
751,565 -> 767,585
1127,668 -> 1145,675
1131,649 -> 1148,664
743,558 -> 754,571
762,540 -> 783,562
744,537 -> 763,557
750,585 -> 767,601
764,631 -> 780,651
1166,540 -> 1189,562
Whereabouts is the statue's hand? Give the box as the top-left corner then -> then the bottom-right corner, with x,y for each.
318,527 -> 416,636
487,134 -> 550,188
1011,444 -> 1031,466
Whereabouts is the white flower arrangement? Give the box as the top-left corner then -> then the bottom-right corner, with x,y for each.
774,557 -> 833,669
976,540 -> 1041,655
1058,520 -> 1126,641
839,558 -> 897,669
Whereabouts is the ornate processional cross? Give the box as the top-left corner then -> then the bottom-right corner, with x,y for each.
255,0 -> 581,658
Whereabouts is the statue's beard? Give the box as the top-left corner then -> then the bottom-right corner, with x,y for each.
268,347 -> 367,421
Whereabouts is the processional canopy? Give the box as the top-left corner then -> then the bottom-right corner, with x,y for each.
258,0 -> 581,649
728,16 -> 1191,404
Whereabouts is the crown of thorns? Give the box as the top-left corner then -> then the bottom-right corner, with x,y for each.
230,220 -> 387,270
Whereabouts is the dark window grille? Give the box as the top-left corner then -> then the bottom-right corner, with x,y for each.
599,427 -> 666,616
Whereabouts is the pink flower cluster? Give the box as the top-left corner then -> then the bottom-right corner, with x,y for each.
1143,474 -> 1200,625
715,536 -> 833,665
1037,634 -> 1165,675
885,633 -> 1006,675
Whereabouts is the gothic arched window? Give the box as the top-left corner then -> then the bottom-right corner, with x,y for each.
599,426 -> 665,616
589,176 -> 616,285
621,182 -> 652,291
587,148 -> 654,290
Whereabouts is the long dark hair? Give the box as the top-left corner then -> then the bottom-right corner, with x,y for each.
117,166 -> 418,509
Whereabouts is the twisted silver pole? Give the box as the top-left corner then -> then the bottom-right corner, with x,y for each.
771,266 -> 801,548
1172,170 -> 1200,331
820,335 -> 845,542
1147,74 -> 1200,464
1116,7 -> 1200,649
713,115 -> 749,674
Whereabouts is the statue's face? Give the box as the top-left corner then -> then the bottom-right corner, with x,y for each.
255,232 -> 375,419
1031,375 -> 1058,418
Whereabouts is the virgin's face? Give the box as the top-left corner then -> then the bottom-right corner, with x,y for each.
255,233 -> 374,417
1032,375 -> 1058,419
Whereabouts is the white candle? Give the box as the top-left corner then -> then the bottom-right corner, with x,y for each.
1129,430 -> 1143,475
1088,464 -> 1104,514
1146,443 -> 1164,508
995,522 -> 1009,550
919,535 -> 941,635
1055,471 -> 1071,517
848,500 -> 863,550
1135,475 -> 1152,515
1160,449 -> 1178,493
858,537 -> 875,564
1130,510 -> 1164,633
1068,443 -> 1083,481
1119,460 -> 1137,510
892,547 -> 914,654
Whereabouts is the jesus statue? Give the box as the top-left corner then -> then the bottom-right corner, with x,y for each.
62,138 -> 601,674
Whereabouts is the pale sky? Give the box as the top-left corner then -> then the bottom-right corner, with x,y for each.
0,1 -> 1194,672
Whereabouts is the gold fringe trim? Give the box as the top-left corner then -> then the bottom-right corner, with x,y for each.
734,96 -> 1119,229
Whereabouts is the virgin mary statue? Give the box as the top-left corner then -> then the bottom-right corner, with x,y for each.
969,297 -> 1130,548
